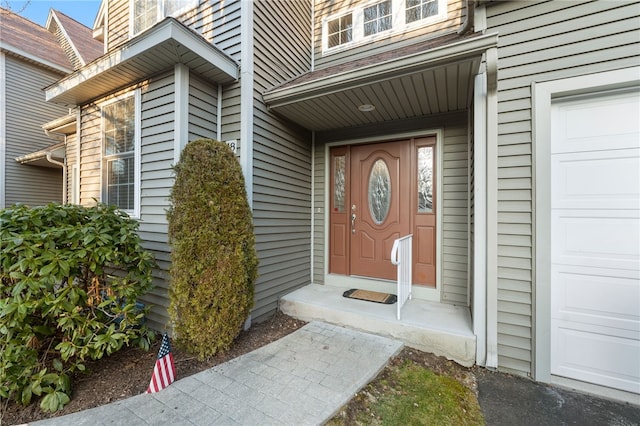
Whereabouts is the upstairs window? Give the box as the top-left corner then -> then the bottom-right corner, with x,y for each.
322,0 -> 447,53
102,91 -> 140,217
406,0 -> 439,23
328,14 -> 353,49
364,1 -> 392,36
131,0 -> 199,35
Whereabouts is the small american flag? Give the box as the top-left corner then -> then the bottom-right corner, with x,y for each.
145,333 -> 176,393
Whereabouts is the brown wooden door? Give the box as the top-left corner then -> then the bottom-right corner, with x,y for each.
329,138 -> 436,286
350,141 -> 411,280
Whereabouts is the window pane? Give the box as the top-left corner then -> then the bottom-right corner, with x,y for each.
406,0 -> 438,23
363,1 -> 392,36
368,159 -> 391,224
104,97 -> 135,155
333,155 -> 346,212
417,146 -> 433,213
107,156 -> 134,211
133,0 -> 158,34
103,96 -> 136,212
164,0 -> 198,17
328,14 -> 352,47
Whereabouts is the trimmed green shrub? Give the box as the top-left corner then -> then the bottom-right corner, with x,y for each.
0,203 -> 155,412
167,139 -> 257,359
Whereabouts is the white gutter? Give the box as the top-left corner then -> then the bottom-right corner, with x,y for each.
457,0 -> 475,35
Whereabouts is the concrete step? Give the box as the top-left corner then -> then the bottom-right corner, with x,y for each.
280,284 -> 476,367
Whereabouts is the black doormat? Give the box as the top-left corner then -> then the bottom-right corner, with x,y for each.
343,288 -> 397,304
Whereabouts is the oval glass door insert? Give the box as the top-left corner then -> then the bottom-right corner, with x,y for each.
368,159 -> 391,224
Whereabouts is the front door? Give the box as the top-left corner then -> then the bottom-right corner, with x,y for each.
329,137 -> 437,285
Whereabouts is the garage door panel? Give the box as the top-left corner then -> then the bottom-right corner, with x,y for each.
551,149 -> 640,210
551,326 -> 640,394
551,89 -> 640,154
551,212 -> 640,271
550,88 -> 640,394
551,268 -> 640,334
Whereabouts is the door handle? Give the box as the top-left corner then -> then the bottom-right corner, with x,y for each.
351,213 -> 356,234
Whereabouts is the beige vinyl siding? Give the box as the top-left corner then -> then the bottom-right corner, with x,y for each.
314,112 -> 470,304
313,0 -> 465,68
138,73 -> 175,331
3,56 -> 66,206
78,103 -> 102,206
188,74 -> 218,141
183,1 -> 243,146
252,0 -> 313,321
441,120 -> 469,304
313,140 -> 325,284
65,132 -> 78,203
107,0 -> 130,50
486,0 -> 640,376
52,23 -> 82,69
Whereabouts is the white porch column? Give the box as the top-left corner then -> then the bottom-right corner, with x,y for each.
174,63 -> 189,165
240,0 -> 254,208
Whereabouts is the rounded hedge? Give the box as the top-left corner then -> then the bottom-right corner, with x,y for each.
167,139 -> 257,358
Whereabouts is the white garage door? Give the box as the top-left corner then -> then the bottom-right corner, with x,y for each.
550,88 -> 640,394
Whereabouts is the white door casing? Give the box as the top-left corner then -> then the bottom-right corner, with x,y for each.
549,88 -> 640,394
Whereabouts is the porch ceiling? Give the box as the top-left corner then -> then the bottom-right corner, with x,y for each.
263,32 -> 498,132
45,18 -> 239,106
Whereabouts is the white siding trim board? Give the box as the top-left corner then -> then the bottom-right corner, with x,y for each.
174,64 -> 189,164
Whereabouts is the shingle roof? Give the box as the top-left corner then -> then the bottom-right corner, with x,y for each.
0,7 -> 72,71
52,10 -> 103,65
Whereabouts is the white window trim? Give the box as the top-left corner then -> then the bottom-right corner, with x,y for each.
322,0 -> 447,55
100,89 -> 141,219
129,0 -> 199,37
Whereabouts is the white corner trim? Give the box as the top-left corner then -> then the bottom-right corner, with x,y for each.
134,89 -> 142,219
473,71 -> 488,367
311,131 -> 316,283
217,84 -> 223,141
75,108 -> 81,205
174,64 -> 189,165
240,0 -> 254,208
532,66 -> 640,384
0,52 -> 5,208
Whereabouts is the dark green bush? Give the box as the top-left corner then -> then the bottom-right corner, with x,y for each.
0,203 -> 155,412
167,139 -> 257,359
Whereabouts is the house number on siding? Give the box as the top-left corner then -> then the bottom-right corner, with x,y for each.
226,140 -> 237,154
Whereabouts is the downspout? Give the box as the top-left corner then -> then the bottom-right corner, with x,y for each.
43,129 -> 68,204
457,0 -> 475,35
46,151 -> 67,204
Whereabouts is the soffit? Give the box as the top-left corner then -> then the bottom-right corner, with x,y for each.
264,32 -> 498,132
45,18 -> 239,106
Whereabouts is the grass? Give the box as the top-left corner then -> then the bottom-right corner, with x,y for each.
328,359 -> 485,426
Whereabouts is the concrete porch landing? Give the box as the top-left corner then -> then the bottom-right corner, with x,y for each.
279,284 -> 476,367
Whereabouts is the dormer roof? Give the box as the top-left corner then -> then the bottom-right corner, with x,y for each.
0,7 -> 72,73
47,9 -> 103,68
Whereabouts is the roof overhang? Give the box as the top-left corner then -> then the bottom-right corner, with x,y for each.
45,18 -> 239,106
43,114 -> 77,136
264,32 -> 498,132
16,142 -> 66,168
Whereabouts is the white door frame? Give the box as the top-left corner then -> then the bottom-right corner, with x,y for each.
533,66 -> 640,402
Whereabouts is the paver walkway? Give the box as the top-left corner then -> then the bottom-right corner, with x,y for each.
31,321 -> 404,426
